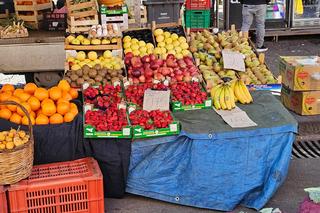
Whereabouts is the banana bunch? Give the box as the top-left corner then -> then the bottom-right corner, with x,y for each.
210,80 -> 253,110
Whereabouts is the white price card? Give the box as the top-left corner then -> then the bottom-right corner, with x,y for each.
222,50 -> 245,72
143,89 -> 170,111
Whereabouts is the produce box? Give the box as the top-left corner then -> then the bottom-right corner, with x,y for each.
170,81 -> 212,111
83,84 -> 132,138
280,56 -> 320,91
122,28 -> 155,44
129,109 -> 180,139
185,0 -> 211,10
185,9 -> 211,29
100,5 -> 128,15
281,85 -> 320,115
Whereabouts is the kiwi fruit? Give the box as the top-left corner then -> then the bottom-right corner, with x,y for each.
88,69 -> 97,78
70,74 -> 78,81
76,78 -> 85,85
83,75 -> 90,80
94,64 -> 102,70
95,75 -> 103,82
76,69 -> 83,77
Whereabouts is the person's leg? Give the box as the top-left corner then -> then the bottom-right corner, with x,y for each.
241,4 -> 254,33
255,4 -> 267,48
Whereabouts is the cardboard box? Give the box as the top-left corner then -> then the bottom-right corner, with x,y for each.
280,56 -> 320,91
281,85 -> 320,115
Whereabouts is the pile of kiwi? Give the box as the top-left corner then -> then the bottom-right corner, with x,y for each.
64,64 -> 124,87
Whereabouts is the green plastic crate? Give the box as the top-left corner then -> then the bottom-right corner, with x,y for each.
185,9 -> 210,28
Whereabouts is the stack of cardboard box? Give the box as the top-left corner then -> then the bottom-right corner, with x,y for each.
280,56 -> 320,115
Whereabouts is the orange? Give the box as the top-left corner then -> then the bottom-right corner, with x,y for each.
0,92 -> 11,102
70,103 -> 78,116
35,114 -> 49,125
57,80 -> 70,92
61,91 -> 72,102
24,83 -> 38,95
34,88 -> 49,101
27,96 -> 41,111
0,108 -> 12,120
42,102 -> 56,117
68,88 -> 78,99
36,109 -> 42,116
21,115 -> 35,125
56,98 -> 69,105
7,97 -> 21,112
57,102 -> 70,115
17,102 -> 32,116
13,88 -> 24,97
49,113 -> 63,124
1,84 -> 14,92
41,98 -> 54,107
9,113 -> 22,124
64,112 -> 75,123
30,111 -> 36,118
17,92 -> 31,102
49,86 -> 62,101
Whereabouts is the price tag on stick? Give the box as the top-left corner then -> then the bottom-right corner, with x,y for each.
222,50 -> 246,72
143,89 -> 171,111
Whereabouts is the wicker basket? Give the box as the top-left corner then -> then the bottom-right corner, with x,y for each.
0,101 -> 34,185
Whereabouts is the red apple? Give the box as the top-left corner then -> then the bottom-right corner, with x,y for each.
125,52 -> 134,59
131,57 -> 143,68
149,54 -> 156,61
145,68 -> 153,77
141,55 -> 151,63
132,78 -> 140,84
166,54 -> 175,60
139,75 -> 146,83
176,74 -> 183,82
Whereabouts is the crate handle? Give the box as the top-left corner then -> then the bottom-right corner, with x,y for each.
193,11 -> 203,14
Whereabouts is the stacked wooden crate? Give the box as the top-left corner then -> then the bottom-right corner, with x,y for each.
0,9 -> 9,19
13,0 -> 52,29
66,0 -> 99,33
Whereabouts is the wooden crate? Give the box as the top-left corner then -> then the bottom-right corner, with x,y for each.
66,0 -> 98,19
14,0 -> 52,29
67,14 -> 99,33
65,37 -> 122,50
128,6 -> 147,25
101,13 -> 128,30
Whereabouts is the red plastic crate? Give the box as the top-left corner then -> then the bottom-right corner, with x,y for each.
0,186 -> 7,213
185,0 -> 211,10
8,158 -> 104,213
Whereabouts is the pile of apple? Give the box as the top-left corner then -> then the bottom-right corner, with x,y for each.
125,52 -> 201,84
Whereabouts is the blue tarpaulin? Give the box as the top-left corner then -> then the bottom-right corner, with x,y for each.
126,92 -> 298,211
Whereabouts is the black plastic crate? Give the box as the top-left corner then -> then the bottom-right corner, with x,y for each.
144,0 -> 184,24
43,12 -> 67,31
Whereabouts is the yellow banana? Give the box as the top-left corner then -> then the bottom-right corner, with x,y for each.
227,85 -> 236,108
239,80 -> 253,103
230,80 -> 238,102
224,85 -> 233,110
234,81 -> 249,104
213,86 -> 222,110
219,86 -> 227,110
210,84 -> 222,99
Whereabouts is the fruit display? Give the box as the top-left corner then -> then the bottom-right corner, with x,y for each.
129,109 -> 180,138
211,80 -> 253,110
122,35 -> 155,56
66,33 -> 119,46
16,0 -> 50,5
0,129 -> 30,151
83,84 -> 131,138
124,53 -> 201,84
170,82 -> 209,106
189,30 -> 277,90
125,83 -> 168,107
0,20 -> 28,39
129,110 -> 174,130
153,28 -> 191,59
0,80 -> 79,125
88,24 -> 121,38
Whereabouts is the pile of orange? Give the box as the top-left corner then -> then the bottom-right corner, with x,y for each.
0,80 -> 79,125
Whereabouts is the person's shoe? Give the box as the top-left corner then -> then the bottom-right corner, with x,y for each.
256,45 -> 268,52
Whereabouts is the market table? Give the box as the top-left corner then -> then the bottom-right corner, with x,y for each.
126,91 -> 298,211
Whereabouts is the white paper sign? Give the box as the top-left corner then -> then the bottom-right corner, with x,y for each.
222,50 -> 245,72
214,106 -> 257,128
143,89 -> 170,111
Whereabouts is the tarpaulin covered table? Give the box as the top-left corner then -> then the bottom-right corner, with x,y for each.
126,91 -> 298,211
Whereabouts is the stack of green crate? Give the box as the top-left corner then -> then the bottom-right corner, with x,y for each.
184,0 -> 211,29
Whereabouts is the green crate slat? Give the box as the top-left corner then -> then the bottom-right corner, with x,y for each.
185,9 -> 210,28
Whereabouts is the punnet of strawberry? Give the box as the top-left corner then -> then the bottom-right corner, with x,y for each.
84,84 -> 122,110
85,108 -> 128,131
170,82 -> 208,105
125,83 -> 169,106
129,109 -> 174,130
